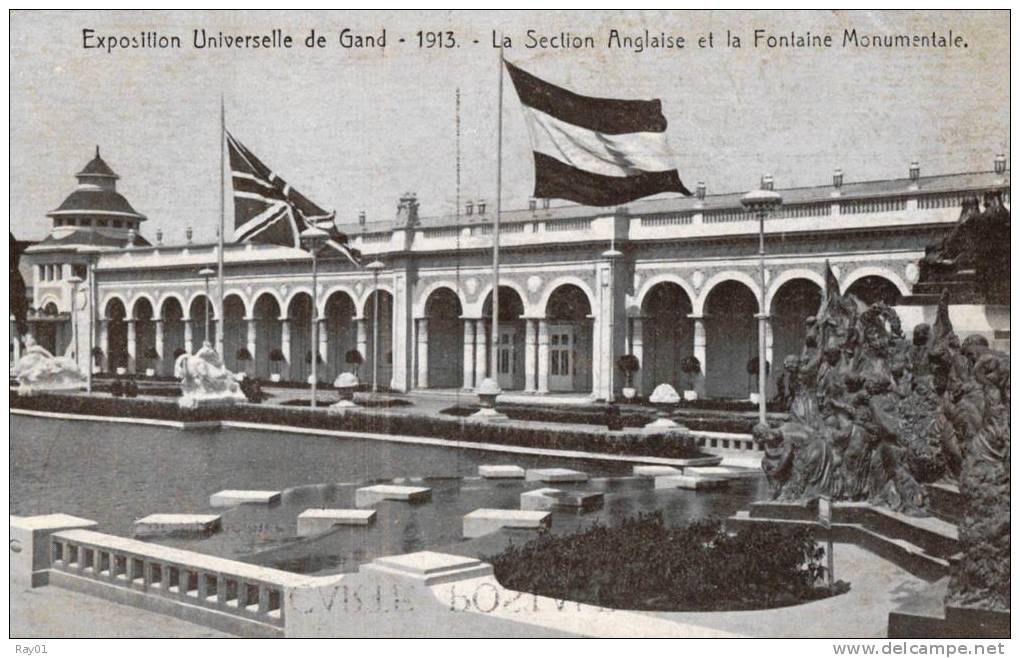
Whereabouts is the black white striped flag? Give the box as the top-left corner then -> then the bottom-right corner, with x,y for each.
505,60 -> 692,206
227,131 -> 360,265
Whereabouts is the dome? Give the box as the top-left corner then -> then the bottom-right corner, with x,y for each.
47,147 -> 146,223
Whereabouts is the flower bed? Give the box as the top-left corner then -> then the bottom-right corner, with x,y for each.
440,403 -> 779,435
486,513 -> 848,612
11,392 -> 707,460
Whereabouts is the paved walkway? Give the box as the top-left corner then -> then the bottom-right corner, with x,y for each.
11,581 -> 232,638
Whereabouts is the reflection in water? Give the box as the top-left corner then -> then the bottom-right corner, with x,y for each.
11,415 -> 766,576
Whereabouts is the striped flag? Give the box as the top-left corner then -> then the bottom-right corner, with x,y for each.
227,131 -> 360,264
505,60 -> 692,206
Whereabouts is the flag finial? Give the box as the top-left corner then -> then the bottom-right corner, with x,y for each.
95,145 -> 100,159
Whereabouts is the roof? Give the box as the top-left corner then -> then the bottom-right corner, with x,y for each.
76,148 -> 118,179
48,187 -> 146,220
30,229 -> 150,250
334,169 -> 1009,234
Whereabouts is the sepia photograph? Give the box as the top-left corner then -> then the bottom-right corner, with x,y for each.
7,8 -> 1011,645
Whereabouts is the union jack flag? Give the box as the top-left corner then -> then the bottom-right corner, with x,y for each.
227,131 -> 360,265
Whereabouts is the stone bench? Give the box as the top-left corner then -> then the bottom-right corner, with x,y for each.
479,465 -> 526,479
632,465 -> 681,477
520,488 -> 604,512
463,509 -> 552,538
134,514 -> 222,538
355,485 -> 432,507
654,474 -> 728,491
297,509 -> 376,536
209,490 -> 281,507
524,468 -> 588,483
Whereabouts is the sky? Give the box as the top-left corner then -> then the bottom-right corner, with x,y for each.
9,9 -> 1009,242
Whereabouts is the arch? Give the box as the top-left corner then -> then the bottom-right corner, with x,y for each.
223,289 -> 250,318
283,287 -> 314,319
842,266 -> 910,302
222,294 -> 248,373
188,294 -> 217,347
765,268 -> 825,313
475,279 -> 532,317
36,295 -> 60,314
186,291 -> 218,319
640,281 -> 695,393
634,273 -> 697,313
423,287 -> 464,388
537,276 -> 596,318
324,289 -> 358,383
130,293 -> 157,320
357,282 -> 395,317
250,288 -> 285,319
769,278 -> 823,393
703,279 -> 759,399
318,283 -> 358,318
253,293 -> 284,380
132,298 -> 157,374
414,281 -> 467,319
160,297 -> 186,373
694,270 -> 762,317
544,284 -> 594,393
102,295 -> 128,319
363,288 -> 394,390
156,292 -> 186,321
103,297 -> 129,371
287,291 -> 316,384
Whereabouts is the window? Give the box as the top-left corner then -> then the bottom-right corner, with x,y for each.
113,220 -> 122,228
72,264 -> 87,279
98,219 -> 108,227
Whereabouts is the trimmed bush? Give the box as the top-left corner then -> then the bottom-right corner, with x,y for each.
486,513 -> 848,612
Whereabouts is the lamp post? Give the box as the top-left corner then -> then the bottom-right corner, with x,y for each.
67,275 -> 84,373
365,260 -> 386,394
198,267 -> 216,349
79,247 -> 101,392
300,226 -> 330,409
740,181 -> 783,426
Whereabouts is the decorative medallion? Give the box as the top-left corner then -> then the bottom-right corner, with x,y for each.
905,263 -> 920,284
355,281 -> 364,295
527,275 -> 542,293
465,277 -> 478,296
692,270 -> 704,289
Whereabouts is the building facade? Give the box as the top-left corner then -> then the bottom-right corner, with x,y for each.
20,151 -> 1010,399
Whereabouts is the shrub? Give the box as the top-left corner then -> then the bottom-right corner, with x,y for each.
269,348 -> 285,362
746,357 -> 770,376
485,514 -> 847,612
173,348 -> 187,359
236,347 -> 252,361
345,350 -> 363,365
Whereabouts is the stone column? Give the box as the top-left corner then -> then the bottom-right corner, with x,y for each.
280,318 -> 291,381
536,319 -> 550,394
523,318 -> 538,393
317,318 -> 328,374
760,313 -> 773,398
356,317 -> 369,375
125,319 -> 137,373
462,319 -> 475,390
690,314 -> 707,397
153,319 -> 164,375
416,318 -> 429,389
245,317 -> 257,376
474,319 -> 488,388
630,316 -> 645,396
183,319 -> 194,355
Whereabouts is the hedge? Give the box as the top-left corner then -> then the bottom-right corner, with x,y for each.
11,392 -> 706,459
486,513 -> 848,611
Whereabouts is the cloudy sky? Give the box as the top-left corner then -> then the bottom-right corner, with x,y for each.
10,10 -> 1009,242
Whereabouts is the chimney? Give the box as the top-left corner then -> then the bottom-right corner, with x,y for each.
833,168 -> 843,189
477,199 -> 486,215
542,198 -> 551,210
358,210 -> 366,226
761,174 -> 774,191
909,160 -> 920,182
696,181 -> 706,200
185,226 -> 193,244
994,153 -> 1007,175
155,228 -> 163,245
398,192 -> 419,226
528,198 -> 537,212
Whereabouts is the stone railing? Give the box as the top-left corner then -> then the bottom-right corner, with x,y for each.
49,528 -> 306,636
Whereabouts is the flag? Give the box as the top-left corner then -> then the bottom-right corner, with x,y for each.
505,60 -> 692,207
227,131 -> 360,265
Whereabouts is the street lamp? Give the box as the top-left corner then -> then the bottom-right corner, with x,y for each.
198,267 -> 216,349
67,275 -> 84,374
740,181 -> 783,426
365,260 -> 386,394
300,226 -> 330,409
78,247 -> 101,392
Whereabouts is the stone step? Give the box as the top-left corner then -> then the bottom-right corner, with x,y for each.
524,468 -> 588,483
355,484 -> 432,507
685,466 -> 760,479
133,514 -> 222,538
209,490 -> 281,507
463,509 -> 552,538
479,465 -> 526,479
296,509 -> 376,536
654,473 -> 728,491
632,465 -> 681,477
520,488 -> 604,512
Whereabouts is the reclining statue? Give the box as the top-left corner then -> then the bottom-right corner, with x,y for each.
13,334 -> 85,394
174,342 -> 246,408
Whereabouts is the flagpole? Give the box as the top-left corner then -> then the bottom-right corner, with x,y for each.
217,94 -> 226,357
489,44 -> 504,387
